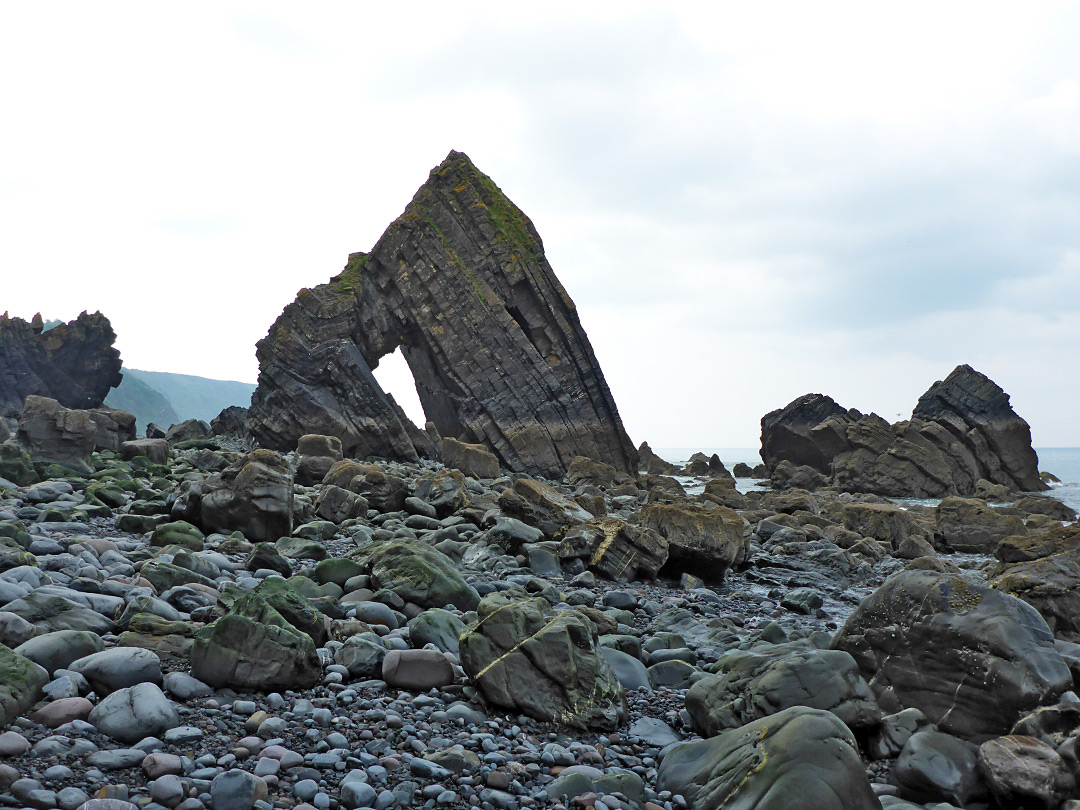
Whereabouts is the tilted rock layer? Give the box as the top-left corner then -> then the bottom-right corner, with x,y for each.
760,364 -> 1044,497
0,311 -> 123,417
248,150 -> 638,479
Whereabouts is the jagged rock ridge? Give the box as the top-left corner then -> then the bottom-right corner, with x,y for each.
0,311 -> 123,417
248,150 -> 638,478
760,364 -> 1045,497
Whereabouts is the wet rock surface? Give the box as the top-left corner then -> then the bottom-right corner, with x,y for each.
0,434 -> 1077,810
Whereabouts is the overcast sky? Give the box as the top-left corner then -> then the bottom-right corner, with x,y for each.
3,2 -> 1079,448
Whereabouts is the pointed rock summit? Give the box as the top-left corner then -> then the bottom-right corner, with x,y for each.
248,151 -> 638,477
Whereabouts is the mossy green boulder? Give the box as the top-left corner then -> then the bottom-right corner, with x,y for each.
459,593 -> 626,731
313,557 -> 364,588
139,560 -> 215,593
0,444 -> 38,486
363,540 -> 480,611
0,520 -> 31,549
0,537 -> 35,572
275,535 -> 328,562
190,593 -> 321,691
150,521 -> 205,552
408,608 -> 465,655
253,578 -> 328,646
85,481 -> 128,509
0,644 -> 50,728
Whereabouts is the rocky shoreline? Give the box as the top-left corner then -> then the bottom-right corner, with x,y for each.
1,417 -> 1079,810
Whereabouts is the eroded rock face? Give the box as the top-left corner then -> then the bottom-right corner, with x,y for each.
760,365 -> 1045,498
831,569 -> 1071,742
0,311 -> 123,417
247,151 -> 638,479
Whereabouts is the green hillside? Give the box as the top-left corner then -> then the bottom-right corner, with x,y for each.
104,370 -> 180,431
105,368 -> 255,431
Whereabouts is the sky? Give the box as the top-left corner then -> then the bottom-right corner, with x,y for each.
2,2 -> 1079,448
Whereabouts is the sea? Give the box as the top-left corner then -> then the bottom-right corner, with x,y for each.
653,446 -> 1080,517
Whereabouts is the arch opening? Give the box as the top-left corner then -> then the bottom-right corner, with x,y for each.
371,346 -> 426,430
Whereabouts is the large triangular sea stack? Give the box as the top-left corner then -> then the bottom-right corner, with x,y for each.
248,151 -> 637,478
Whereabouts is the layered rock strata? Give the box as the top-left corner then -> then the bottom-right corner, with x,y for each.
248,150 -> 638,479
0,311 -> 123,417
760,364 -> 1045,497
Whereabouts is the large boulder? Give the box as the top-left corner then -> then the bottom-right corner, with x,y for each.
294,434 -> 342,486
440,438 -> 500,480
363,540 -> 480,611
173,449 -> 294,542
935,497 -> 1027,553
636,503 -> 748,581
459,593 -> 626,730
989,523 -> 1080,642
657,706 -> 881,810
559,518 -> 668,583
15,395 -> 97,474
686,645 -> 882,736
88,682 -> 179,744
322,461 -> 407,513
121,438 -> 170,466
0,311 -> 122,418
245,151 -> 638,479
760,365 -> 1046,497
412,469 -> 469,518
497,478 -> 594,537
842,503 -> 929,550
831,570 -> 1072,741
15,630 -> 105,676
190,593 -> 321,691
978,734 -> 1076,809
0,645 -> 49,728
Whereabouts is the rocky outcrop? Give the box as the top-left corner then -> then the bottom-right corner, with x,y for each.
0,311 -> 123,417
459,593 -> 626,730
247,151 -> 638,479
760,365 -> 1046,497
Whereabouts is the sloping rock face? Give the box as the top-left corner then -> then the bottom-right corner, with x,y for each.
247,151 -> 638,479
0,311 -> 123,417
760,365 -> 1045,497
